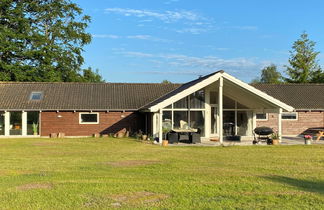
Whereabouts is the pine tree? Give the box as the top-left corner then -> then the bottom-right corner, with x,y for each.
285,32 -> 322,83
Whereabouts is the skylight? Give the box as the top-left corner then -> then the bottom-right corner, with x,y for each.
30,92 -> 43,100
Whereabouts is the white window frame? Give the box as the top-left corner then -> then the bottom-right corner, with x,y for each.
281,112 -> 298,121
256,113 -> 268,121
79,112 -> 99,124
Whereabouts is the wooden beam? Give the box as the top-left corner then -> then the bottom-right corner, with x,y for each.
218,77 -> 223,144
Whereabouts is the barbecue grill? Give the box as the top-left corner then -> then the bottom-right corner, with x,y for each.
253,126 -> 274,144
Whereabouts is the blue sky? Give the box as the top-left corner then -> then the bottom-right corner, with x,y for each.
75,0 -> 324,83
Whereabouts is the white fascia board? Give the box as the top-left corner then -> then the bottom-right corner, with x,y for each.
222,73 -> 294,112
149,73 -> 222,112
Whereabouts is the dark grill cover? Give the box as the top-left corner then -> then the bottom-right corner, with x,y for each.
254,127 -> 274,135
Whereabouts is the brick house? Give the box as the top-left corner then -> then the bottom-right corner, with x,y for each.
0,70 -> 321,142
253,84 -> 324,136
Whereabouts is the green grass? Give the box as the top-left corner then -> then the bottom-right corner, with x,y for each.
0,138 -> 323,209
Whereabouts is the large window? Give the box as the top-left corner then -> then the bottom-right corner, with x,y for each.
174,97 -> 188,109
27,112 -> 39,135
173,111 -> 189,129
162,111 -> 172,131
79,113 -> 99,124
10,112 -> 22,135
162,89 -> 205,136
190,111 -> 205,135
190,90 -> 205,109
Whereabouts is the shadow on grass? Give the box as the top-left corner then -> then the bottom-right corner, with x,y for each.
264,175 -> 324,195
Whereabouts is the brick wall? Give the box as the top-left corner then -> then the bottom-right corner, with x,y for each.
40,111 -> 145,137
257,111 -> 324,135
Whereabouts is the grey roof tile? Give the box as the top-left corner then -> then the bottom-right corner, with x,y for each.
0,82 -> 180,111
252,83 -> 324,110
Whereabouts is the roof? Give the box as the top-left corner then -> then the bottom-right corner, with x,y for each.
2,73 -> 321,112
142,70 -> 223,110
145,71 -> 294,112
252,83 -> 324,110
0,82 -> 180,111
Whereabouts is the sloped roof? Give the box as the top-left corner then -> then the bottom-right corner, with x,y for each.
142,71 -> 223,110
252,83 -> 324,110
1,77 -> 322,111
0,82 -> 180,111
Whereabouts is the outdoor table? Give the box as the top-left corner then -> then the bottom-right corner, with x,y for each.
171,128 -> 199,143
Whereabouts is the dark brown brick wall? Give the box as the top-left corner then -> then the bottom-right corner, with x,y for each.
257,111 -> 324,135
40,111 -> 145,137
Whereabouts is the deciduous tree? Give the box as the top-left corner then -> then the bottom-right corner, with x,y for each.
0,0 -> 103,82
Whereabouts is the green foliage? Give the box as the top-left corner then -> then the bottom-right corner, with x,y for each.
285,32 -> 322,83
251,64 -> 282,84
0,0 -> 102,82
161,80 -> 172,84
0,138 -> 324,209
80,67 -> 105,83
250,77 -> 261,84
260,64 -> 282,83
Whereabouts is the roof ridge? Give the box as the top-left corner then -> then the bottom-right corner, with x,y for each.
0,81 -> 183,85
252,83 -> 324,86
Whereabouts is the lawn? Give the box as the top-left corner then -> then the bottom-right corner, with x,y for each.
0,138 -> 323,209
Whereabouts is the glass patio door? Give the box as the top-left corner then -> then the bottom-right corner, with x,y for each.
223,111 -> 235,136
9,112 -> 22,135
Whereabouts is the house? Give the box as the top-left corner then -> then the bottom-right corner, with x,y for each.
0,70 -> 320,143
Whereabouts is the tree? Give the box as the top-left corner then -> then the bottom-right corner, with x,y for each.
161,80 -> 172,84
250,64 -> 282,84
250,77 -> 261,84
80,67 -> 104,83
285,32 -> 322,83
0,0 -> 102,82
260,64 -> 282,83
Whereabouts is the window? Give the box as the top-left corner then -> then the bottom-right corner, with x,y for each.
27,112 -> 39,135
9,111 -> 22,135
282,112 -> 298,120
190,89 -> 205,109
30,92 -> 43,100
174,97 -> 188,109
79,113 -> 99,124
256,113 -> 268,120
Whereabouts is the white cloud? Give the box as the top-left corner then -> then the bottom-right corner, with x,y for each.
126,35 -> 171,42
119,51 -> 154,58
115,50 -> 267,71
92,34 -> 171,43
228,26 -> 258,31
138,70 -> 210,75
175,27 -> 209,35
92,34 -> 120,39
105,8 -> 203,23
160,54 -> 258,69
